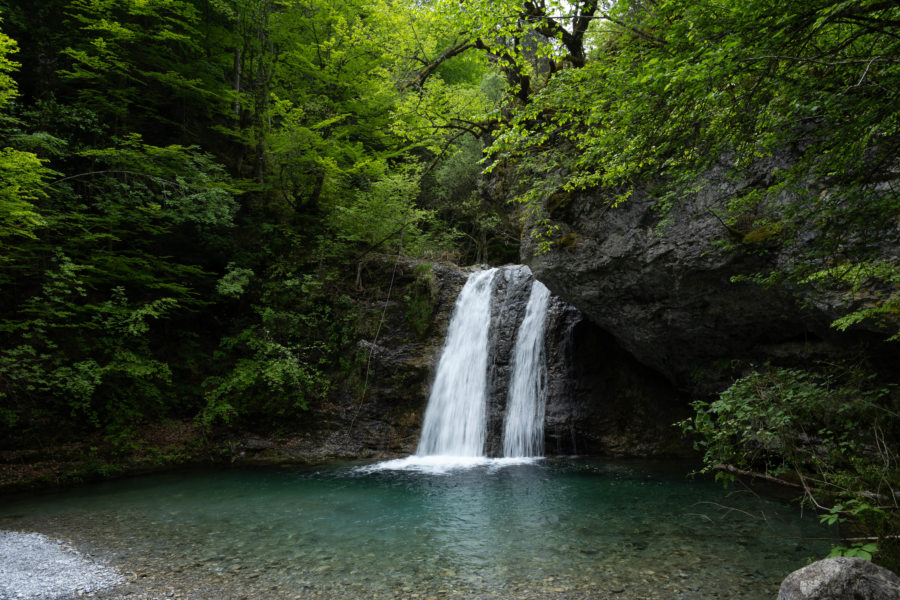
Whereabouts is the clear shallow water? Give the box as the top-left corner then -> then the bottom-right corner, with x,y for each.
0,459 -> 836,599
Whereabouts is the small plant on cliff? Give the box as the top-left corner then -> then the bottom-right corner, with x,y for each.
679,365 -> 900,569
403,263 -> 437,339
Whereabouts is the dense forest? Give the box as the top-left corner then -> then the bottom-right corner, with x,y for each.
0,0 -> 506,441
1,0 -> 898,568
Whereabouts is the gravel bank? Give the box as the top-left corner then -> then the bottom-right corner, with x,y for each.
0,530 -> 123,600
0,525 -> 782,600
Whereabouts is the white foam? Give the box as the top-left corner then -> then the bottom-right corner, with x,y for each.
358,455 -> 540,475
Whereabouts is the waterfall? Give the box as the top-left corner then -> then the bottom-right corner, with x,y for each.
502,280 -> 551,458
416,268 -> 497,457
367,265 -> 558,473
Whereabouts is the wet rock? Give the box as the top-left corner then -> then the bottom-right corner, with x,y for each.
524,183 -> 803,391
777,557 -> 900,600
542,303 -> 691,456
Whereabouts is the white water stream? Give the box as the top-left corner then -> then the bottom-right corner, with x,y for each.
503,280 -> 551,458
415,268 -> 498,457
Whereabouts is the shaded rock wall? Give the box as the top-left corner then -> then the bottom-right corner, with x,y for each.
486,265 -> 692,457
519,182 -> 893,395
543,309 -> 690,456
289,258 -> 470,460
480,156 -> 896,456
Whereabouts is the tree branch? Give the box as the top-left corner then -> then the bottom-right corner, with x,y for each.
597,12 -> 668,47
521,0 -> 599,67
50,170 -> 182,188
400,40 -> 478,91
741,55 -> 900,66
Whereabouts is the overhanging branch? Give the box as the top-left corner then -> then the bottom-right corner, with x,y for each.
400,40 -> 478,91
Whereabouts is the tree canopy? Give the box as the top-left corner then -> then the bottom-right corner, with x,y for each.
0,0 -> 496,441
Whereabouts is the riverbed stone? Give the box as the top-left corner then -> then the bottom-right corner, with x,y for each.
777,557 -> 900,600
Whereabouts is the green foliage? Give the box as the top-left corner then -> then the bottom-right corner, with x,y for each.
216,263 -> 255,299
330,167 -> 425,248
421,134 -> 514,264
805,261 -> 900,341
680,365 -> 900,567
58,0 -> 221,136
327,166 -> 459,260
403,263 -> 436,338
0,132 -> 238,439
468,0 -> 900,339
0,22 -> 50,246
200,268 -> 358,430
828,542 -> 879,562
200,327 -> 321,428
0,0 -> 523,450
0,252 -> 176,434
0,18 -> 20,108
0,146 -> 50,244
74,135 -> 240,229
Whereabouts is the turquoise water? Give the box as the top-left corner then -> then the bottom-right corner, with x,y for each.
0,459 -> 836,599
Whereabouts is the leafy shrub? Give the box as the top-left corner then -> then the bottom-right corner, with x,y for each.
680,365 -> 899,568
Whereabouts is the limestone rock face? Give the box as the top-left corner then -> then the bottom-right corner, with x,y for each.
542,311 -> 691,456
778,557 -> 900,600
481,265 -> 690,457
521,183 -> 868,392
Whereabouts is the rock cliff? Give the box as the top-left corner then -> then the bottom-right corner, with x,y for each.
518,181 -> 894,395
482,265 -> 689,457
274,257 -> 470,461
236,257 -> 693,461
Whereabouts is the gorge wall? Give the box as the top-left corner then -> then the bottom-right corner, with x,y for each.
276,158 -> 900,462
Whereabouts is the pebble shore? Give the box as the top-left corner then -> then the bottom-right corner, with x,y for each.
1,526 -> 777,600
0,530 -> 123,600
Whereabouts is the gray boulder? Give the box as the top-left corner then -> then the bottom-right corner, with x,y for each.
778,557 -> 900,600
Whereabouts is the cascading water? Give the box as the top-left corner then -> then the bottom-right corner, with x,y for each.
416,268 -> 498,457
502,280 -> 551,458
367,265 -> 556,472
